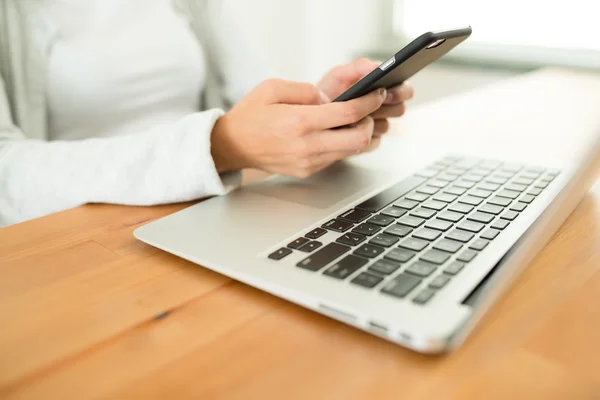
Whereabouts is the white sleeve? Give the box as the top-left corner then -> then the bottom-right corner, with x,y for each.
0,109 -> 241,226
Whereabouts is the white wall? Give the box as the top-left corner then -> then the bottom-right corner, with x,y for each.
219,0 -> 385,83
215,0 -> 516,103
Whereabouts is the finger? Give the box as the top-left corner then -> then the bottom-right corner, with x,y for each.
361,136 -> 381,153
258,79 -> 323,105
317,58 -> 380,97
301,116 -> 375,154
384,82 -> 415,105
373,119 -> 389,136
301,89 -> 386,130
371,102 -> 406,120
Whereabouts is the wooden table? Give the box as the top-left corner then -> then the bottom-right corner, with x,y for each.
2,70 -> 600,399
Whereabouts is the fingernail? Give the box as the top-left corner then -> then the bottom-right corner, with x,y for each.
378,88 -> 387,99
319,90 -> 330,104
385,91 -> 395,104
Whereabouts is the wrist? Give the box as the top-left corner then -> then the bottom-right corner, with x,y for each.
211,115 -> 247,173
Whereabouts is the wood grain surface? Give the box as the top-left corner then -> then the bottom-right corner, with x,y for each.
1,70 -> 600,399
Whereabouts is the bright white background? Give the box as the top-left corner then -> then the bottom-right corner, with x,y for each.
397,0 -> 600,50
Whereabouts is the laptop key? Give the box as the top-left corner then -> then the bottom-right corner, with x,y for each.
463,174 -> 484,183
459,195 -> 483,206
297,243 -> 350,271
470,168 -> 492,177
367,215 -> 395,227
420,249 -> 451,265
397,215 -> 426,228
433,193 -> 457,203
438,211 -> 464,223
384,224 -> 412,237
513,177 -> 535,186
505,183 -> 528,192
467,212 -> 494,224
486,176 -> 508,185
446,229 -> 474,243
381,207 -> 407,218
351,272 -> 384,289
324,255 -> 369,280
469,239 -> 489,251
457,249 -> 478,263
437,172 -> 460,182
444,261 -> 465,275
501,210 -> 519,221
405,192 -> 429,202
354,244 -> 385,258
399,237 -> 429,252
413,228 -> 442,241
336,232 -> 367,246
497,189 -> 520,199
322,219 -> 354,232
384,248 -> 416,263
448,203 -> 474,214
410,207 -> 437,219
457,220 -> 485,233
520,194 -> 536,204
521,172 -> 540,180
381,274 -> 422,298
433,239 -> 463,253
429,274 -> 451,289
527,187 -> 543,196
406,261 -> 438,277
425,219 -> 453,232
501,163 -> 523,173
478,182 -> 501,192
479,204 -> 504,215
510,202 -> 528,212
412,289 -> 436,305
427,179 -> 448,188
480,228 -> 501,240
416,186 -> 440,195
352,223 -> 381,236
488,196 -> 512,207
491,219 -> 510,230
454,180 -> 475,189
369,259 -> 402,275
369,233 -> 400,247
469,189 -> 493,199
369,260 -> 401,275
394,198 -> 419,210
444,186 -> 467,196
422,200 -> 447,211
288,237 -> 310,249
305,227 -> 327,239
298,241 -> 323,253
354,176 -> 427,212
338,209 -> 372,223
268,248 -> 292,260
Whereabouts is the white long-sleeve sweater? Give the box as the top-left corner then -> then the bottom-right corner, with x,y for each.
0,0 -> 247,227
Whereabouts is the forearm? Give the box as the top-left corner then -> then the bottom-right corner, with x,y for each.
0,110 -> 241,226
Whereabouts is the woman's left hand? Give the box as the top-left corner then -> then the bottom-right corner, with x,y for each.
316,58 -> 414,136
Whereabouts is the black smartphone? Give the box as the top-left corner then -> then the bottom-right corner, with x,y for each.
333,27 -> 472,102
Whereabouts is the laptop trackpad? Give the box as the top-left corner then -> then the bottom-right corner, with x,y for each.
244,162 -> 392,209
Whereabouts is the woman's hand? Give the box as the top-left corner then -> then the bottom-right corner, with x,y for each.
317,58 -> 414,136
211,79 -> 386,178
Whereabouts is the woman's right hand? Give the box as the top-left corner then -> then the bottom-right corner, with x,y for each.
210,79 -> 386,178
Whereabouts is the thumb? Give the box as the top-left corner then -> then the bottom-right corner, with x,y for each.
259,79 -> 322,105
318,58 -> 380,99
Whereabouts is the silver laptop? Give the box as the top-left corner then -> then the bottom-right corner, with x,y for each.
134,70 -> 600,353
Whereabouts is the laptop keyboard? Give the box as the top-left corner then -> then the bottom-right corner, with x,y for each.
267,156 -> 560,305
